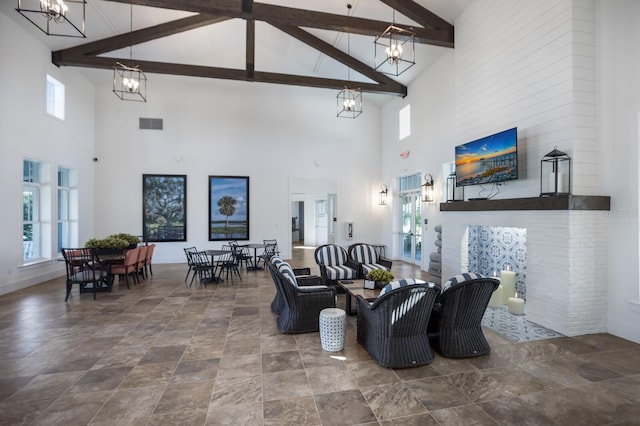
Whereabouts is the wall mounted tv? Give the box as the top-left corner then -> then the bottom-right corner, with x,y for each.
455,127 -> 518,187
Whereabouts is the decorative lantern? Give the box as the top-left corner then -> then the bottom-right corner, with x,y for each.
378,185 -> 388,205
540,147 -> 571,196
446,173 -> 464,202
421,174 -> 434,202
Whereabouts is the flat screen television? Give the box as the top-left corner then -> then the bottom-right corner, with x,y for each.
455,127 -> 518,187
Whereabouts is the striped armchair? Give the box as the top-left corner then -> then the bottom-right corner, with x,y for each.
348,243 -> 392,278
313,244 -> 358,285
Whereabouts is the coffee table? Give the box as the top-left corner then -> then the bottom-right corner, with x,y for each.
338,280 -> 380,315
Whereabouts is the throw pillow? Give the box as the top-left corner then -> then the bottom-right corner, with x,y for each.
378,278 -> 426,297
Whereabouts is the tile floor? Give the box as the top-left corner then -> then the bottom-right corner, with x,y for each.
0,246 -> 639,425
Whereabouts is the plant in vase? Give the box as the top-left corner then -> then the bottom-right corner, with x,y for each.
366,269 -> 395,289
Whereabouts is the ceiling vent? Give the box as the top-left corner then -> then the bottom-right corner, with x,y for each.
139,118 -> 163,130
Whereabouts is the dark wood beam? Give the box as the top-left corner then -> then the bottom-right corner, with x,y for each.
246,19 -> 255,80
98,0 -> 454,47
377,0 -> 453,31
272,24 -> 406,94
50,53 -> 407,96
56,14 -> 231,57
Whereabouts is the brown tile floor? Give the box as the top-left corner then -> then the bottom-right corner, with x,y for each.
1,245 -> 639,425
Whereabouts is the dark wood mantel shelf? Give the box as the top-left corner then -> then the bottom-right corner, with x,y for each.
439,195 -> 610,212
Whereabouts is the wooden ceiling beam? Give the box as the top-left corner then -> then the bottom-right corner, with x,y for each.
98,0 -> 454,47
50,53 -> 407,96
272,24 -> 406,93
377,0 -> 453,31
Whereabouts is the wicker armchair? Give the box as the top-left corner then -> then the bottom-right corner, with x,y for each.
348,243 -> 393,278
266,261 -> 336,333
427,273 -> 500,358
314,244 -> 358,285
356,280 -> 440,368
267,257 -> 324,314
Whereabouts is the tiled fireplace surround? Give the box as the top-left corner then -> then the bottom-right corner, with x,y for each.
440,196 -> 610,337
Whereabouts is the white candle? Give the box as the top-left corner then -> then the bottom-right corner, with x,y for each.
500,269 -> 516,299
508,293 -> 525,315
488,284 -> 504,308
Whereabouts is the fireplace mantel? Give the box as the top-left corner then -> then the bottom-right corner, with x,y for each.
439,195 -> 610,212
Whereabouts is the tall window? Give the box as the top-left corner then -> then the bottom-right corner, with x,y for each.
399,104 -> 411,141
46,75 -> 65,120
23,160 -> 41,261
57,167 -> 77,253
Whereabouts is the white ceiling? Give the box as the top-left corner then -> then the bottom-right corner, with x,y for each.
4,0 -> 474,101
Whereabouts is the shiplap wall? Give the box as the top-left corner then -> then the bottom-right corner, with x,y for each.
454,0 -> 597,197
442,0 -> 607,336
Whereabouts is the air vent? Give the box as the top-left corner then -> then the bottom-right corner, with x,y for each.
139,118 -> 163,130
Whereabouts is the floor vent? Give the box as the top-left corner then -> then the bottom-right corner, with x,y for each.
139,118 -> 163,130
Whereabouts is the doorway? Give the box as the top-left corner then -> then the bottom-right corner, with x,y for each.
399,191 -> 422,265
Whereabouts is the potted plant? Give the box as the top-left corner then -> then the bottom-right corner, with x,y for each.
366,269 -> 395,289
85,233 -> 140,254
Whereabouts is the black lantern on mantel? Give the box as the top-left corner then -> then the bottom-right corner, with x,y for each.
540,147 -> 571,196
446,172 -> 464,202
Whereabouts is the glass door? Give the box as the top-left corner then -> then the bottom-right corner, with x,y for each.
400,192 -> 422,264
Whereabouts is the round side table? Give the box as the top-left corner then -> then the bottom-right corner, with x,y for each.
319,308 -> 346,352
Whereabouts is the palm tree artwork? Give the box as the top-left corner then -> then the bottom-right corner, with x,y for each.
209,176 -> 250,241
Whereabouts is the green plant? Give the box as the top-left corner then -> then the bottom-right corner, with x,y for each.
85,233 -> 139,250
366,269 -> 394,283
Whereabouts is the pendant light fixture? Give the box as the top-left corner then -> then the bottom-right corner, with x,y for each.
113,3 -> 147,102
16,0 -> 86,38
337,3 -> 362,119
374,9 -> 415,76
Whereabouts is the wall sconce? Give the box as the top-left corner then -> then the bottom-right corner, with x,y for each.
421,174 -> 434,202
379,185 -> 388,205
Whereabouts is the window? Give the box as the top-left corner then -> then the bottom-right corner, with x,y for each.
57,167 -> 78,253
23,160 -> 41,261
23,160 -> 51,263
398,173 -> 421,193
399,104 -> 411,141
46,75 -> 65,120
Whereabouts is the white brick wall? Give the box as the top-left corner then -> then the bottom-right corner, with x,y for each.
442,210 -> 608,336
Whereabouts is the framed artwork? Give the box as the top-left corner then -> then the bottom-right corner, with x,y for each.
209,176 -> 250,241
142,174 -> 187,242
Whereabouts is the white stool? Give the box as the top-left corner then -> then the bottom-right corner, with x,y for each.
319,308 -> 346,352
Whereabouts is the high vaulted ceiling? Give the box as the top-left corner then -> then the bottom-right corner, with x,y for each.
4,0 -> 474,99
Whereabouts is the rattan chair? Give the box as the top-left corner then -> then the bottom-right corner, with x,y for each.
356,280 -> 440,368
427,273 -> 500,358
266,261 -> 336,333
348,243 -> 393,278
314,244 -> 358,285
267,257 -> 324,314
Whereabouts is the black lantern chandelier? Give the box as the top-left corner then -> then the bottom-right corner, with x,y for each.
374,10 -> 415,76
16,0 -> 86,38
337,4 -> 362,119
113,4 -> 147,102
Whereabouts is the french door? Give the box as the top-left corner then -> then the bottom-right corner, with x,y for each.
400,192 -> 422,264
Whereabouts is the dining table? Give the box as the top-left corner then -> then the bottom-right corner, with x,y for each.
205,249 -> 231,283
241,243 -> 266,271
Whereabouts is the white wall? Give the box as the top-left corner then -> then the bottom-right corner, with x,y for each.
0,11 -> 96,295
597,0 -> 640,342
92,75 -> 386,263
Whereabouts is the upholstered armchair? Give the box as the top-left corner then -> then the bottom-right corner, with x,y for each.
427,273 -> 500,358
313,244 -> 358,285
356,279 -> 439,368
266,260 -> 336,333
348,243 -> 392,278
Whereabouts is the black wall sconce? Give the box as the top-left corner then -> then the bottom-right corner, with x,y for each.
421,174 -> 434,202
379,185 -> 388,205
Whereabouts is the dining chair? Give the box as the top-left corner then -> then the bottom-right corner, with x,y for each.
189,250 -> 217,286
217,245 -> 242,284
230,241 -> 253,271
136,245 -> 149,280
61,248 -> 110,301
145,244 -> 155,276
183,246 -> 198,283
110,247 -> 140,289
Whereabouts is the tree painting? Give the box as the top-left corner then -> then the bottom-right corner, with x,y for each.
143,175 -> 187,242
209,176 -> 249,241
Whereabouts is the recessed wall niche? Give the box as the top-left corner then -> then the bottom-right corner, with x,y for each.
465,226 -> 527,299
